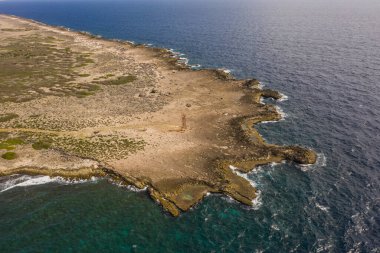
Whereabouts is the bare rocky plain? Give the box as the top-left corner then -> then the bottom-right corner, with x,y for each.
0,15 -> 316,216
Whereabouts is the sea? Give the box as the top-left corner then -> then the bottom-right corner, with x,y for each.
0,0 -> 379,252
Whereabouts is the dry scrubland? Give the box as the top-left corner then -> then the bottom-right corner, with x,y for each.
0,15 -> 316,216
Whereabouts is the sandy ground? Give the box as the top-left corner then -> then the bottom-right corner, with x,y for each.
0,15 -> 316,216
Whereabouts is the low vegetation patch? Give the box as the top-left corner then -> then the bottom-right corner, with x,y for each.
95,75 -> 136,85
0,138 -> 25,150
22,132 -> 145,160
1,151 -> 17,160
78,73 -> 91,77
0,35 -> 97,103
32,140 -> 51,150
0,113 -> 19,122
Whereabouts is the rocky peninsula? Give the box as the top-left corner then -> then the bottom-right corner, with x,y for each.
0,15 -> 316,216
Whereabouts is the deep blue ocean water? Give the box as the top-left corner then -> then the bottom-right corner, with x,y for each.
0,0 -> 379,252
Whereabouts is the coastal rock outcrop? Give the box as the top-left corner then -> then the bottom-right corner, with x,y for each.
0,14 -> 317,216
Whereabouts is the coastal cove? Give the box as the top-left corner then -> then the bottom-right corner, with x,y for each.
0,0 -> 379,252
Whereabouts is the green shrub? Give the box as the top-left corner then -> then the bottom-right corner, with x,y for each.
32,141 -> 51,150
1,152 -> 17,160
78,73 -> 90,77
0,138 -> 24,150
97,75 -> 136,85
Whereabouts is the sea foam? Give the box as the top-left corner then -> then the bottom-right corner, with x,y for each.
110,180 -> 148,192
278,93 -> 288,102
299,152 -> 327,171
167,48 -> 202,69
275,105 -> 288,120
219,68 -> 232,74
229,165 -> 263,209
0,175 -> 97,193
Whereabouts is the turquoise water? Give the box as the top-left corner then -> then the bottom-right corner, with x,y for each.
0,0 -> 379,252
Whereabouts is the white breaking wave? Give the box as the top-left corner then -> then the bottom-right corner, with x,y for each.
259,106 -> 287,124
0,175 -> 97,193
229,165 -> 257,188
229,165 -> 263,209
260,119 -> 278,124
269,161 -> 286,167
218,68 -> 232,74
271,224 -> 280,231
168,48 -> 183,58
299,153 -> 327,171
316,153 -> 327,167
190,64 -> 202,69
0,175 -> 58,193
275,105 -> 288,120
126,185 -> 148,192
108,179 -> 148,192
250,190 -> 263,210
315,202 -> 330,212
167,48 -> 203,69
178,57 -> 189,65
278,93 -> 288,102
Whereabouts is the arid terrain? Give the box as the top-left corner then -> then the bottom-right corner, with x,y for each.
0,15 -> 316,216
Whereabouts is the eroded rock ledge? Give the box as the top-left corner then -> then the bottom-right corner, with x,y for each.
0,15 -> 316,216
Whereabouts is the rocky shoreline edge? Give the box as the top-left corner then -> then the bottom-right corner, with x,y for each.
0,15 -> 316,216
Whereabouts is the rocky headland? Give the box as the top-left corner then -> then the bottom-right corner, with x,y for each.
0,15 -> 316,216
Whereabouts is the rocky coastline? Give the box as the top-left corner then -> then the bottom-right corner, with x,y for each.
0,15 -> 316,216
